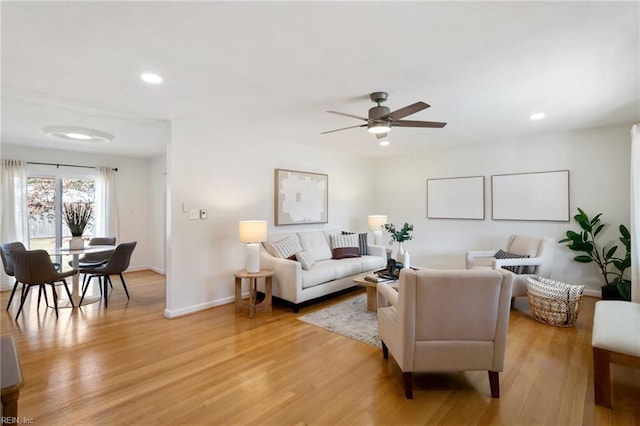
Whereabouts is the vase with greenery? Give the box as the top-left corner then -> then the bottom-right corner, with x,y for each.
383,222 -> 414,260
559,208 -> 631,301
63,202 -> 94,249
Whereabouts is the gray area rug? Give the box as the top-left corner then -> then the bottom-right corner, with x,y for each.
298,294 -> 381,348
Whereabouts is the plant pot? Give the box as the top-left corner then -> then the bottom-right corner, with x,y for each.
69,236 -> 84,250
601,285 -> 625,301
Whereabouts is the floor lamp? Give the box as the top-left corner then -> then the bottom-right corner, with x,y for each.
368,215 -> 388,246
239,220 -> 267,273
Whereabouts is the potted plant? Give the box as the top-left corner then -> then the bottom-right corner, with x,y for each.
559,208 -> 631,301
63,202 -> 94,249
382,222 -> 414,260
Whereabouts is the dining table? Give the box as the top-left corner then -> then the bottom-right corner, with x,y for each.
51,245 -> 115,308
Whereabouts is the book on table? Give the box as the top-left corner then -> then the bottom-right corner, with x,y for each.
364,274 -> 393,283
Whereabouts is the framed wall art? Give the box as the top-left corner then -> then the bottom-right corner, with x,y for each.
427,176 -> 485,220
275,168 -> 328,225
491,170 -> 570,221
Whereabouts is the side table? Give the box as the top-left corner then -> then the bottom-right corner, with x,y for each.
234,269 -> 274,318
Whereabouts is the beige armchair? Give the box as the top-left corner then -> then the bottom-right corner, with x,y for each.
466,234 -> 555,298
377,268 -> 513,399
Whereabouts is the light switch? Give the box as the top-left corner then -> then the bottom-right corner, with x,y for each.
200,209 -> 207,219
189,209 -> 199,220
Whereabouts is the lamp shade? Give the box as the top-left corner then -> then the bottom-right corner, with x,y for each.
368,215 -> 388,231
238,220 -> 267,243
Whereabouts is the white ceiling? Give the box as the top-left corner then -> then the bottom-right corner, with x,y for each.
2,1 -> 638,158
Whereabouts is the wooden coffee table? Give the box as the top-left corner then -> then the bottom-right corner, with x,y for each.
353,275 -> 395,312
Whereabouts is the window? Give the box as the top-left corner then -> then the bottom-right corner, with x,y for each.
27,171 -> 95,256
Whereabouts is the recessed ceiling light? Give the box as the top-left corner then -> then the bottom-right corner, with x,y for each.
530,112 -> 546,120
141,73 -> 162,84
42,126 -> 113,143
379,140 -> 390,147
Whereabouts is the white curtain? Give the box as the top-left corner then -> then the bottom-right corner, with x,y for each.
94,166 -> 119,241
631,124 -> 639,303
0,159 -> 29,290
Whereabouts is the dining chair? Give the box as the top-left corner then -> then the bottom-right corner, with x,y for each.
1,242 -> 27,311
10,250 -> 77,320
68,237 -> 117,269
79,241 -> 137,308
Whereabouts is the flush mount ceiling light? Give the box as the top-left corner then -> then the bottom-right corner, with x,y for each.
379,140 -> 390,147
141,73 -> 162,84
42,126 -> 114,143
530,112 -> 546,120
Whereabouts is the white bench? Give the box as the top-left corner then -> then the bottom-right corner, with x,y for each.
591,300 -> 640,408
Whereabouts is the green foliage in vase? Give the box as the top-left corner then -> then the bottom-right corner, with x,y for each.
63,202 -> 94,237
382,222 -> 414,244
559,208 -> 631,300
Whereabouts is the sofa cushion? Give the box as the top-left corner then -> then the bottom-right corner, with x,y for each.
342,231 -> 369,255
332,247 -> 361,259
333,257 -> 364,278
359,255 -> 387,271
296,250 -> 316,271
301,261 -> 336,289
269,235 -> 303,259
495,249 -> 529,274
298,231 -> 332,261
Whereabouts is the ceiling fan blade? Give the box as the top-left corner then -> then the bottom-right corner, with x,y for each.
391,120 -> 447,128
380,102 -> 430,121
321,124 -> 367,134
326,110 -> 371,122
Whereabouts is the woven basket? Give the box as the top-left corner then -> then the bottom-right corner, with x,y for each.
526,276 -> 585,327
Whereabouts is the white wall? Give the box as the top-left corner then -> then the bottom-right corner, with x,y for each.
0,144 -> 164,274
372,125 -> 632,295
149,153 -> 167,274
165,119 -> 376,317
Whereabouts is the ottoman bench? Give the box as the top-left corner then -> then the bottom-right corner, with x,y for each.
591,300 -> 640,408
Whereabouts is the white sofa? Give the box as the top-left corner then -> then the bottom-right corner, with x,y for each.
260,229 -> 387,312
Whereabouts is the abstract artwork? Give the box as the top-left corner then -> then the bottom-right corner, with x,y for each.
275,169 -> 328,225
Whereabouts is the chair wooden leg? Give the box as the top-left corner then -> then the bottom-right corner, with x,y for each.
6,280 -> 20,310
50,284 -> 59,318
382,341 -> 389,359
15,285 -> 32,320
61,279 -> 74,307
120,273 -> 130,299
488,371 -> 500,398
79,275 -> 94,306
104,276 -> 109,308
403,372 -> 413,399
593,347 -> 612,408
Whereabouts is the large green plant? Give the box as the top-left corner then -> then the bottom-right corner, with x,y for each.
559,208 -> 631,300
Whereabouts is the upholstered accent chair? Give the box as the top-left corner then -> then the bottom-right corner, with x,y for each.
466,234 -> 555,299
377,268 -> 513,399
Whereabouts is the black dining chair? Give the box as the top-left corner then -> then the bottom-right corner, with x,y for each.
80,241 -> 137,308
11,250 -> 77,320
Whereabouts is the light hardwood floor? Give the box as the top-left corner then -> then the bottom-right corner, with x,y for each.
1,270 -> 638,425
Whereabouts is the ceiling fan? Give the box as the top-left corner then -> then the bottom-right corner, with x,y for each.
321,91 -> 447,139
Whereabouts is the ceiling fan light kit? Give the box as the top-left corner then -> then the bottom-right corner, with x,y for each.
322,91 -> 447,138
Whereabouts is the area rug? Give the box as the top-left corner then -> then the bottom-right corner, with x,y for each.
298,294 -> 381,348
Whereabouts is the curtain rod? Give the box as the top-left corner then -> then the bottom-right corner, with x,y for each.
27,161 -> 118,172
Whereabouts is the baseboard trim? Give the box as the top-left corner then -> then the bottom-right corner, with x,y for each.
164,295 -> 236,318
127,265 -> 165,275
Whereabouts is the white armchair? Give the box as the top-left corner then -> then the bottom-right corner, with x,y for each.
377,268 -> 513,399
466,234 -> 555,299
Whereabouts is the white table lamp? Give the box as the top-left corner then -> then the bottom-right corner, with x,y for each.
368,215 -> 388,246
239,220 -> 267,273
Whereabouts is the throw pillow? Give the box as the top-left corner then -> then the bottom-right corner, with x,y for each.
296,250 -> 316,270
342,231 -> 369,255
332,247 -> 361,259
495,249 -> 530,274
330,233 -> 359,250
270,235 -> 303,259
